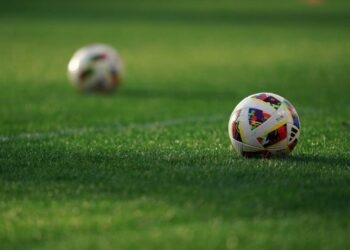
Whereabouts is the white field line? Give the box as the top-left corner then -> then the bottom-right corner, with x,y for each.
0,114 -> 226,142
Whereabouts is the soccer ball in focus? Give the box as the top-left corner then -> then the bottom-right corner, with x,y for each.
68,44 -> 123,92
228,92 -> 300,157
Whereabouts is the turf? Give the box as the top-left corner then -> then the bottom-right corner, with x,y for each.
1,0 -> 350,249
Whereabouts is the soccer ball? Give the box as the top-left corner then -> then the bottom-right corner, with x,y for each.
67,44 -> 123,92
228,92 -> 300,157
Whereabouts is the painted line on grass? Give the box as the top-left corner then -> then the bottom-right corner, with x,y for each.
0,114 -> 226,142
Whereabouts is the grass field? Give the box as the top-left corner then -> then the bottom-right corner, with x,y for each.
1,0 -> 350,249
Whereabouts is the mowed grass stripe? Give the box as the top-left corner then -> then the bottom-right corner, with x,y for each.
0,105 -> 334,143
0,114 -> 226,142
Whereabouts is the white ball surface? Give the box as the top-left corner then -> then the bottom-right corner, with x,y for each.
68,44 -> 123,92
228,92 -> 300,157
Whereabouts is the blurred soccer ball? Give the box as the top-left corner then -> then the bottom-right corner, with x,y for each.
228,92 -> 300,158
68,44 -> 123,92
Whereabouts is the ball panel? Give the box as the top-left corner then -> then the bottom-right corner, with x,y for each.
229,109 -> 243,143
230,138 -> 243,156
230,138 -> 297,158
239,108 -> 263,147
248,108 -> 271,130
234,140 -> 272,158
235,97 -> 276,115
287,123 -> 300,144
257,123 -> 288,148
242,141 -> 265,152
251,93 -> 282,110
230,140 -> 266,157
283,99 -> 300,129
252,111 -> 288,140
287,139 -> 298,152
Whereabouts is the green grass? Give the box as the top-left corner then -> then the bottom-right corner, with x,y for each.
1,0 -> 350,249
